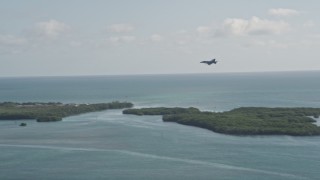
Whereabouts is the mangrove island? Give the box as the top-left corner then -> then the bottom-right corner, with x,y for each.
123,107 -> 320,136
0,101 -> 133,122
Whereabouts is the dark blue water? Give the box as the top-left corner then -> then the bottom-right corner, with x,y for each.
0,71 -> 320,179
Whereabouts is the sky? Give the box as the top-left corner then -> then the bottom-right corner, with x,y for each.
1,0 -> 320,77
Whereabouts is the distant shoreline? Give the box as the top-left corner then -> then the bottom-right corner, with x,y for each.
1,70 -> 320,79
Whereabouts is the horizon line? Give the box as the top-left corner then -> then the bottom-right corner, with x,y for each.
1,69 -> 320,79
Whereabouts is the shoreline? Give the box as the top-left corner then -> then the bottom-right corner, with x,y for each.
2,101 -> 320,136
0,102 -> 133,122
123,107 -> 320,136
1,70 -> 320,79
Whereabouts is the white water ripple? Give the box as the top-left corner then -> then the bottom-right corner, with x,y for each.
0,144 -> 309,180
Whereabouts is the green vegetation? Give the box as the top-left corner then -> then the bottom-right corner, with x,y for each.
0,101 -> 133,122
19,122 -> 27,127
123,107 -> 200,115
123,107 -> 320,136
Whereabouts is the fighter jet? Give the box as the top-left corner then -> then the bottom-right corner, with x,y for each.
200,59 -> 217,65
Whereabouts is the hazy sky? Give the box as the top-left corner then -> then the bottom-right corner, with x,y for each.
1,0 -> 320,77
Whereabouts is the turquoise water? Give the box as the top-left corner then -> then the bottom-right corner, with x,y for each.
0,71 -> 320,179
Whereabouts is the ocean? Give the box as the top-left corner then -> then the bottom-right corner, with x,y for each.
0,71 -> 319,180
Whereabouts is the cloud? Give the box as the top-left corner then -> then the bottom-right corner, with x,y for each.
221,16 -> 290,36
69,41 -> 82,47
0,34 -> 28,54
150,34 -> 163,42
308,34 -> 320,39
303,20 -> 315,28
246,40 -> 289,49
34,19 -> 70,39
0,35 -> 27,46
196,26 -> 212,34
107,23 -> 134,33
174,30 -> 193,45
268,8 -> 300,17
108,36 -> 136,43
